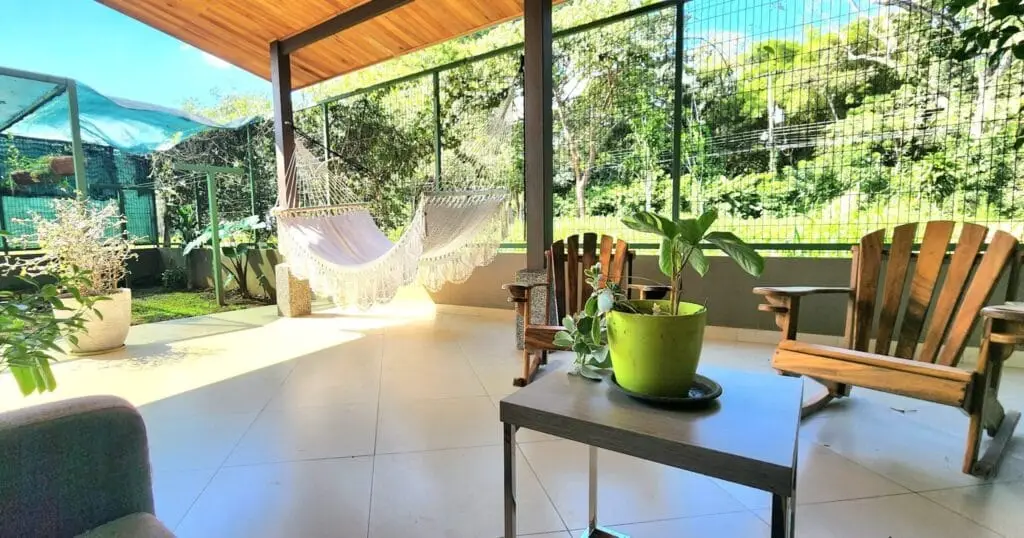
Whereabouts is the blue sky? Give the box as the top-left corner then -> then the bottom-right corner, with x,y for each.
0,0 -> 269,109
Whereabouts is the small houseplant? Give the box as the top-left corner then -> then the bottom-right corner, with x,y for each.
555,210 -> 764,396
7,198 -> 136,354
0,259 -> 102,395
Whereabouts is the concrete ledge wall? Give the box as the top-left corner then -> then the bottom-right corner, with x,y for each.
427,252 -> 1018,340
159,247 -> 281,296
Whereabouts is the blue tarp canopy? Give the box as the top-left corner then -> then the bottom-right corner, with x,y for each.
0,66 -> 246,154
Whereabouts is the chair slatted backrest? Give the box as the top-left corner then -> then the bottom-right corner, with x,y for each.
548,233 -> 631,322
851,221 -> 1020,367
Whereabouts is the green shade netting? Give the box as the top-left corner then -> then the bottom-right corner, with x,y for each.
0,70 -> 249,154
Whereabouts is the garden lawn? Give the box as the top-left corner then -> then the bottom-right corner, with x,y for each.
131,288 -> 268,325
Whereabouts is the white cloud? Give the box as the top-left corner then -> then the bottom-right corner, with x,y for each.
179,43 -> 231,69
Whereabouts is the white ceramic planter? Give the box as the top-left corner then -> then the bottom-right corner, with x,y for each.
57,288 -> 132,355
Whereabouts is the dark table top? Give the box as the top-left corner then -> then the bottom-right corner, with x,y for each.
500,366 -> 803,495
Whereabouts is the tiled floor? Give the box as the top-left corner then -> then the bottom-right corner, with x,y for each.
3,288 -> 1024,537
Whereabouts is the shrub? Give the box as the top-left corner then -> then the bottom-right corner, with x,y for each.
161,263 -> 189,290
5,197 -> 136,296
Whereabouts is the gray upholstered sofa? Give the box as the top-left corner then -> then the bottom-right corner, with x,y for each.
0,395 -> 175,537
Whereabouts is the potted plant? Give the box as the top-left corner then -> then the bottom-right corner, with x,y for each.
47,155 -> 76,177
555,210 -> 764,397
9,198 -> 136,354
0,257 -> 102,395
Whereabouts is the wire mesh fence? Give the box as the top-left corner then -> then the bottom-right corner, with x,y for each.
290,0 -> 1023,254
681,0 -> 1023,250
0,135 -> 158,250
8,0 -> 1019,256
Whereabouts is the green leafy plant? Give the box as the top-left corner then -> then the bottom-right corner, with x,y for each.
170,205 -> 200,246
555,209 -> 765,378
1,254 -> 101,395
184,215 -> 269,300
622,209 -> 765,314
161,263 -> 189,290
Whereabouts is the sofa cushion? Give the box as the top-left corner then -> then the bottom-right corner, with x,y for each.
76,513 -> 175,538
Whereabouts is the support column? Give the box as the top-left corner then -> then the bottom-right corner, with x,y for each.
66,81 -> 87,195
670,0 -> 684,221
270,40 -> 297,209
524,0 -> 554,271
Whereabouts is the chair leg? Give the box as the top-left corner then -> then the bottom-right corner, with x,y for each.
800,379 -> 848,419
513,350 -> 545,387
965,408 -> 1021,477
964,333 -> 1020,477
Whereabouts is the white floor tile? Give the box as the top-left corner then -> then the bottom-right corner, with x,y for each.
225,402 -> 377,465
520,440 -> 748,529
175,458 -> 373,538
369,445 -> 566,538
924,480 -> 1024,538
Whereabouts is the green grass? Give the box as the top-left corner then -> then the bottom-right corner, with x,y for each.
131,288 -> 267,325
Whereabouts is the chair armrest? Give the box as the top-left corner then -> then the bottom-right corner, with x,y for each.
981,302 -> 1024,322
503,281 -> 548,303
753,286 -> 852,297
627,284 -> 672,300
0,396 -> 155,537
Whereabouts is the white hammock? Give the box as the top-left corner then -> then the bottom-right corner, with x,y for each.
276,189 -> 510,309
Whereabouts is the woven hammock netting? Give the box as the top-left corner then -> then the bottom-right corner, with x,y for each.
276,64 -> 522,309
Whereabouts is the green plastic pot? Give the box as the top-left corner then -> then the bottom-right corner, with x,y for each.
606,300 -> 707,397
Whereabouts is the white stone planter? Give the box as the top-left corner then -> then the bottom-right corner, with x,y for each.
57,288 -> 132,355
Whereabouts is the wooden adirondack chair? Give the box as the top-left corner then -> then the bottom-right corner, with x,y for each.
754,221 -> 1023,477
504,233 -> 667,386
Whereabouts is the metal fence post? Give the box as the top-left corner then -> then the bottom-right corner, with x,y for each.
66,81 -> 88,196
0,196 -> 8,254
149,188 -> 159,245
207,172 -> 225,306
321,104 -> 331,205
670,0 -> 684,221
116,187 -> 128,240
246,123 -> 257,217
433,71 -> 442,187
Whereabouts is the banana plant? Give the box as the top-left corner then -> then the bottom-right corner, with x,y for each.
184,216 -> 269,300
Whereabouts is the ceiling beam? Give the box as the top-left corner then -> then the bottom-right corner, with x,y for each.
279,0 -> 413,55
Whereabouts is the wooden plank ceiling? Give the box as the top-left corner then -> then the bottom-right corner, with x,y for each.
95,0 -> 541,90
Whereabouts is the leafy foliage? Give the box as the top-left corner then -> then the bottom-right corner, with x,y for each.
553,263 -> 627,379
161,263 -> 189,291
184,216 -> 271,300
0,261 -> 102,396
2,197 -> 136,296
622,209 -> 764,314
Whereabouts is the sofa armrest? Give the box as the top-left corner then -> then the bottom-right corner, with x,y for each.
0,395 -> 155,537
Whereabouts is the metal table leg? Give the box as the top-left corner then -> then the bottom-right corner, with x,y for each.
504,422 -> 517,538
771,494 -> 795,538
580,445 -> 629,538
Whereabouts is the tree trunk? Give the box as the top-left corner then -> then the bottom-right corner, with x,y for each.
576,178 -> 587,218
970,53 -> 1011,139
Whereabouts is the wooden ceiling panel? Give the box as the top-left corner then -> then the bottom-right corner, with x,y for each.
95,0 -> 558,90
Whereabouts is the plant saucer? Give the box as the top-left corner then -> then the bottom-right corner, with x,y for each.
609,373 -> 722,409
